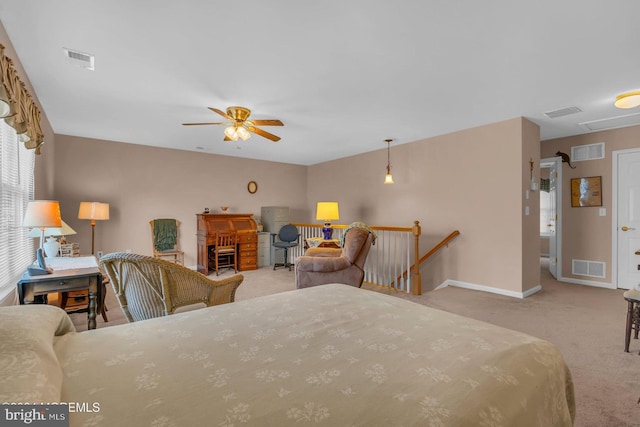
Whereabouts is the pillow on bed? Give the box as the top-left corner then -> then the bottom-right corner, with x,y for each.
0,304 -> 76,403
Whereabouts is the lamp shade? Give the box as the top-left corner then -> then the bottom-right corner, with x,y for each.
27,220 -> 76,238
316,202 -> 340,221
78,202 -> 110,220
22,200 -> 62,228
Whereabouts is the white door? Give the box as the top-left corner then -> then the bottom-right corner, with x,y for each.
542,157 -> 561,279
548,161 -> 558,278
616,150 -> 640,290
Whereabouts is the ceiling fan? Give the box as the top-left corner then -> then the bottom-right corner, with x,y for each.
182,106 -> 283,142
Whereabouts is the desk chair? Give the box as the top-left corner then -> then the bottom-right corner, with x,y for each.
271,224 -> 300,271
150,219 -> 184,265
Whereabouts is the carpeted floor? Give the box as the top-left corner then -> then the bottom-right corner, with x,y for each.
70,260 -> 640,427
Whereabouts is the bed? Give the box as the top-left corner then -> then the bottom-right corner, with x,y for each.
1,284 -> 575,426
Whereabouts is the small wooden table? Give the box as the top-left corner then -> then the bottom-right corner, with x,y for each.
17,261 -> 102,330
305,237 -> 341,250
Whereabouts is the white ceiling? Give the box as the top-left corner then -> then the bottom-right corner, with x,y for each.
1,1 -> 639,166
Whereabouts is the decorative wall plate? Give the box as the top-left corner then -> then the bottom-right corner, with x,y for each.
248,181 -> 258,194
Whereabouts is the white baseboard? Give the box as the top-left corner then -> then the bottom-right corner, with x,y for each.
555,275 -> 615,289
0,287 -> 17,306
435,279 -> 542,299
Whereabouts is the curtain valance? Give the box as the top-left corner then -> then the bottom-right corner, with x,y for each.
0,43 -> 44,154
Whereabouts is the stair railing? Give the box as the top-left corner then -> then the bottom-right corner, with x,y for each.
391,230 -> 460,290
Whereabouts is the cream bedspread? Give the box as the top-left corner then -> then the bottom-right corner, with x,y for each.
3,284 -> 575,426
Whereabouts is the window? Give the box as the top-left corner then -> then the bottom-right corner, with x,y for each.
0,121 -> 35,301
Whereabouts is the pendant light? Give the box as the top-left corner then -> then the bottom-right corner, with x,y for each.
384,138 -> 394,184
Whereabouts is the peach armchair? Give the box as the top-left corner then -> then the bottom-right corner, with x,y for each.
295,225 -> 375,289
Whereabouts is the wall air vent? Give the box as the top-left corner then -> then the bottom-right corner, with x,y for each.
572,259 -> 606,278
571,142 -> 605,162
543,106 -> 582,119
579,112 -> 640,132
63,47 -> 95,71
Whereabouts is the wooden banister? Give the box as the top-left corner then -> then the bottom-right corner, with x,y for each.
411,221 -> 422,295
392,230 -> 460,289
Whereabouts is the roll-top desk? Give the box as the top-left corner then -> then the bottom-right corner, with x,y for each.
196,213 -> 258,274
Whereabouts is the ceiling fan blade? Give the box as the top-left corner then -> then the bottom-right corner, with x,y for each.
247,126 -> 281,142
208,107 -> 231,120
182,122 -> 225,126
250,119 -> 284,126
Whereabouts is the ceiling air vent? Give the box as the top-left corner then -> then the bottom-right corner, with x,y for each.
571,142 -> 605,162
543,106 -> 582,119
579,112 -> 640,132
63,47 -> 95,71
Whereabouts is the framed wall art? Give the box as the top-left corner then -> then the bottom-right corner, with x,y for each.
570,176 -> 602,207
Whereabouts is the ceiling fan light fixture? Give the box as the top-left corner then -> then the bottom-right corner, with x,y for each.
614,90 -> 640,109
237,126 -> 251,141
224,126 -> 239,141
184,106 -> 283,142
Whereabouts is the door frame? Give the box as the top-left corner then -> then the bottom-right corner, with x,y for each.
611,147 -> 640,289
541,156 -> 562,280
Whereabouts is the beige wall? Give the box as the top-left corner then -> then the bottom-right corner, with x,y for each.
521,118 -> 542,293
53,135 -> 308,266
307,117 -> 540,294
541,124 -> 640,285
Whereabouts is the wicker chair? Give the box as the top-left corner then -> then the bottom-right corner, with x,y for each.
100,252 -> 243,322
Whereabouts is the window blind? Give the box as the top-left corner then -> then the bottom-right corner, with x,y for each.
0,120 -> 35,301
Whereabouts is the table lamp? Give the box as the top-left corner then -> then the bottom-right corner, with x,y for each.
316,202 -> 340,240
78,201 -> 110,255
27,219 -> 76,258
22,200 -> 62,275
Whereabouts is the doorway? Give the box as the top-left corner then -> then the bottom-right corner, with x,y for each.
613,148 -> 640,290
541,157 -> 562,279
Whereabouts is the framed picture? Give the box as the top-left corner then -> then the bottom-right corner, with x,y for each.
247,181 -> 258,194
571,176 -> 602,207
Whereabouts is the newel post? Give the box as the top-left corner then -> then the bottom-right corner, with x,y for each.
412,220 -> 422,295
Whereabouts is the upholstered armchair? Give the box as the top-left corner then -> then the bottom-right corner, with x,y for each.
295,225 -> 375,289
100,252 -> 243,322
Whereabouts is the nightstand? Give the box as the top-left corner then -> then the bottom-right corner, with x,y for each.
17,263 -> 102,330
